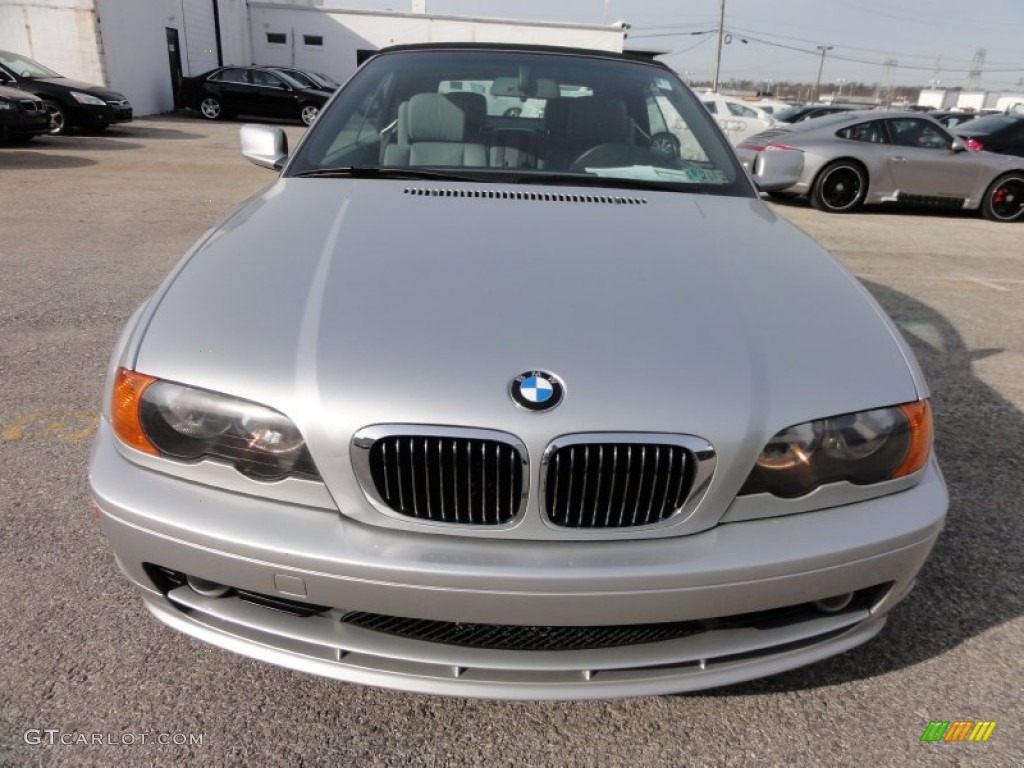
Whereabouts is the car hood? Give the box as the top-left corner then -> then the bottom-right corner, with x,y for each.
33,77 -> 125,99
134,180 -> 922,520
0,84 -> 34,99
299,87 -> 333,101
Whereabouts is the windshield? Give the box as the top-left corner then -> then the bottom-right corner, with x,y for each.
276,69 -> 316,89
772,105 -> 806,122
287,48 -> 748,195
0,51 -> 62,79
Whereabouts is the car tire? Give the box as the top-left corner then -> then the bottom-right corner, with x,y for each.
980,173 -> 1024,222
810,161 -> 866,213
299,104 -> 320,126
198,96 -> 225,121
43,100 -> 67,135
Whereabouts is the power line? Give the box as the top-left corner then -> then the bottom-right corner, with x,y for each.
717,29 -> 1024,74
633,18 -> 1024,72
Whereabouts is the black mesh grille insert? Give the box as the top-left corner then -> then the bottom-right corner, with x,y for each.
368,435 -> 523,524
340,584 -> 891,651
544,442 -> 694,528
342,613 -> 704,651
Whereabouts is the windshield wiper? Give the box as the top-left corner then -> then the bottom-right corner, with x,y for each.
291,165 -> 706,193
291,166 -> 483,182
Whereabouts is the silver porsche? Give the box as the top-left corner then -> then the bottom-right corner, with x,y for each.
89,44 -> 947,699
736,110 -> 1024,221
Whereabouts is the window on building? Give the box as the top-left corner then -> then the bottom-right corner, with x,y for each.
303,35 -> 324,47
266,33 -> 287,45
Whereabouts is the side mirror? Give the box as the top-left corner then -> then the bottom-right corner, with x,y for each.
240,124 -> 288,170
950,139 -> 967,153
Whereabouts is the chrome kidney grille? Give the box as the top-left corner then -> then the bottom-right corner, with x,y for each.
542,435 -> 715,528
352,428 -> 714,531
543,442 -> 688,528
353,427 -> 528,525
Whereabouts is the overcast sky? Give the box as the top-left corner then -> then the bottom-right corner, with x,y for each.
337,0 -> 1024,90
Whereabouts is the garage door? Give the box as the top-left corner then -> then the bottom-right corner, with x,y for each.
181,0 -> 220,76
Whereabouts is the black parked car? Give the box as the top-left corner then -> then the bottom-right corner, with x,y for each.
180,66 -> 332,126
772,104 -> 856,124
0,49 -> 132,135
955,114 -> 1024,157
0,84 -> 49,142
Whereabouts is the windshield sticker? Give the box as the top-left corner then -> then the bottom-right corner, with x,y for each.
654,78 -> 673,91
587,166 -> 729,184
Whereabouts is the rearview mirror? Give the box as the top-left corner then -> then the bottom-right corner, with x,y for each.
240,124 -> 288,170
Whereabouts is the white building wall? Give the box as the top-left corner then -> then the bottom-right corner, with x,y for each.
249,4 -> 624,85
93,0 -> 184,116
217,0 -> 252,66
180,0 -> 220,75
995,94 -> 1024,113
0,0 -> 104,86
956,92 -> 987,112
916,89 -> 957,110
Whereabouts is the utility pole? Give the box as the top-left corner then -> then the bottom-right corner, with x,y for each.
712,0 -> 726,92
813,45 -> 833,103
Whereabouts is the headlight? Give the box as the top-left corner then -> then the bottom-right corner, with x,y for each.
70,91 -> 107,106
739,400 -> 932,498
111,368 -> 319,481
0,99 -> 14,110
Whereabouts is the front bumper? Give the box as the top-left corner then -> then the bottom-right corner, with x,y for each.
90,423 -> 946,699
0,112 -> 49,137
68,101 -> 133,128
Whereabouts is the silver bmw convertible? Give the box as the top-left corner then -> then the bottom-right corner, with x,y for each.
89,43 -> 947,699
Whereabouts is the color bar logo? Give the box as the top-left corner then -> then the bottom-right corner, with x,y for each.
920,721 -> 997,742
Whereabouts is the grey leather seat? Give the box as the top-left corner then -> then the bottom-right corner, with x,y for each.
383,93 -> 488,167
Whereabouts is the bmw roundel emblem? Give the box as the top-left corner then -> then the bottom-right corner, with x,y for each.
510,370 -> 564,412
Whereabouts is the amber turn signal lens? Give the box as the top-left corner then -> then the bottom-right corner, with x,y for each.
112,368 -> 159,455
893,399 -> 932,478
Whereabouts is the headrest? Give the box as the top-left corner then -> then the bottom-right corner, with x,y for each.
544,98 -> 572,136
444,91 -> 487,132
534,78 -> 559,99
406,93 -> 466,142
566,98 -> 630,144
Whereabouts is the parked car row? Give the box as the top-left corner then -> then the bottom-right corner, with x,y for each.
179,66 -> 335,126
0,49 -> 132,137
0,49 -> 341,142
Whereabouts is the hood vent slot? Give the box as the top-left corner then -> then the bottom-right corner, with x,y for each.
404,188 -> 647,205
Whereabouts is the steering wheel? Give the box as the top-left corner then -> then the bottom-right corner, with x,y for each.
649,132 -> 681,161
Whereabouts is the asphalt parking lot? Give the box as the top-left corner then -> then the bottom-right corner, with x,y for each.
1,115 -> 1021,767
